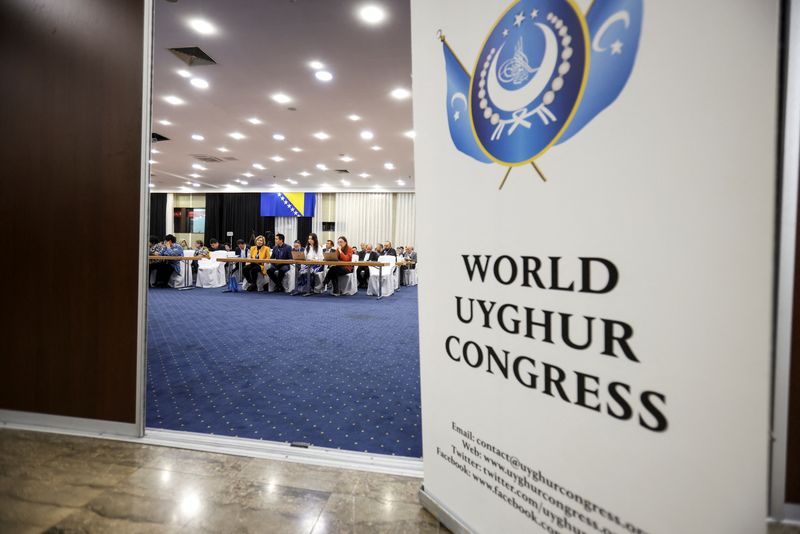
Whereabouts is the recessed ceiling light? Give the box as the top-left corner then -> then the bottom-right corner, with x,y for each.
158,119 -> 172,126
217,147 -> 229,152
384,162 -> 395,170
176,69 -> 191,78
192,164 -> 207,170
340,179 -> 351,186
360,130 -> 374,140
308,60 -> 325,70
189,173 -> 201,178
229,132 -> 246,140
188,18 -> 217,35
271,183 -> 280,188
240,180 -> 249,185
247,117 -> 262,125
313,131 -> 330,140
390,87 -> 411,100
180,186 -> 191,191
190,78 -> 209,89
357,4 -> 387,25
185,181 -> 193,185
191,134 -> 204,141
271,156 -> 285,162
192,183 -> 201,187
253,163 -> 265,170
148,183 -> 155,188
290,147 -> 302,152
242,172 -> 254,177
286,179 -> 298,185
404,130 -> 416,139
271,93 -> 292,104
316,163 -> 328,171
151,148 -> 160,154
396,179 -> 406,186
149,159 -> 158,164
163,95 -> 185,106
340,155 -> 354,162
273,133 -> 286,141
359,173 -> 370,178
299,171 -> 311,177
234,179 -> 242,183
315,71 -> 333,82
371,145 -> 382,151
348,114 -> 361,121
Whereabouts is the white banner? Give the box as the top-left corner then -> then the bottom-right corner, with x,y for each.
411,1 -> 779,532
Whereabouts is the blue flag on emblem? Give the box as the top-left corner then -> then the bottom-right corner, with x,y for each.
557,0 -> 643,144
443,40 -> 492,163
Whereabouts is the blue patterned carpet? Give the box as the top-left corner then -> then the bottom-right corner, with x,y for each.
146,285 -> 422,458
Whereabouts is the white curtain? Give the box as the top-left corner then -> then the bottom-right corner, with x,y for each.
275,217 -> 297,242
334,193 -> 394,246
394,193 -> 416,247
311,193 -> 324,236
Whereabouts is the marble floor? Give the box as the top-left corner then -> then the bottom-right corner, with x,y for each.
1,429 -> 798,534
0,429 -> 446,533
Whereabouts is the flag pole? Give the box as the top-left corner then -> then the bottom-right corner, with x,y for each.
531,161 -> 548,182
499,167 -> 513,190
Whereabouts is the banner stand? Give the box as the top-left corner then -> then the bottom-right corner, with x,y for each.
419,488 -> 473,534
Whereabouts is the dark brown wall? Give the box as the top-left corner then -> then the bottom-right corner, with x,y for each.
787,175 -> 800,504
0,0 -> 145,423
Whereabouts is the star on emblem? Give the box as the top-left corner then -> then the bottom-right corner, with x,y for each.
513,11 -> 525,27
610,39 -> 624,55
502,28 -> 509,37
453,111 -> 461,121
530,9 -> 539,19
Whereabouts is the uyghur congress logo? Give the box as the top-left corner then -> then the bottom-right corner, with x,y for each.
442,0 -> 643,187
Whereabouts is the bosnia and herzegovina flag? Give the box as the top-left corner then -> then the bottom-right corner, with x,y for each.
557,0 -> 643,144
260,192 -> 316,217
443,40 -> 492,164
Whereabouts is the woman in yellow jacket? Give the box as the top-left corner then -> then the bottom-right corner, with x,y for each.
243,235 -> 270,291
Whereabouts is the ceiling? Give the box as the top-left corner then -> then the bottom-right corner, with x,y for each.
149,0 -> 414,193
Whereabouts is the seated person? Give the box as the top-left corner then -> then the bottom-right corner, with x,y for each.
292,239 -> 303,252
323,239 -> 336,253
357,244 -> 378,288
266,233 -> 293,292
407,245 -> 417,268
191,239 -> 209,283
322,236 -> 353,296
230,238 -> 248,278
207,238 -> 224,254
397,246 -> 405,258
243,235 -> 270,292
375,243 -> 384,255
179,239 -> 190,250
294,232 -> 325,295
151,234 -> 183,288
381,241 -> 397,257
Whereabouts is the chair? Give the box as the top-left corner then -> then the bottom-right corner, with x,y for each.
404,268 -> 418,286
367,257 -> 395,297
167,251 -> 194,288
196,250 -> 228,288
267,265 -> 296,292
337,269 -> 358,296
242,271 -> 269,292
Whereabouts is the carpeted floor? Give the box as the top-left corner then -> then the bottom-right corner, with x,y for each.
146,284 -> 422,458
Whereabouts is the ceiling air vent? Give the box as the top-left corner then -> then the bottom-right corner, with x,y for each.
152,132 -> 170,142
223,157 -> 238,161
334,169 -> 350,174
192,154 -> 225,163
168,46 -> 217,66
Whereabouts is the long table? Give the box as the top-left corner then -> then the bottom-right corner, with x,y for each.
216,257 -> 414,299
148,255 -> 198,291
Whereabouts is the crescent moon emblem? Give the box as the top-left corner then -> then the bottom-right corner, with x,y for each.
450,92 -> 468,109
592,11 -> 630,52
487,23 -> 558,113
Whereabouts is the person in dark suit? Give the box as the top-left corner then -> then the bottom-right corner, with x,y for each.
357,244 -> 378,288
381,241 -> 397,257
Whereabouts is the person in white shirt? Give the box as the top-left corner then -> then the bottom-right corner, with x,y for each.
295,232 -> 325,295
